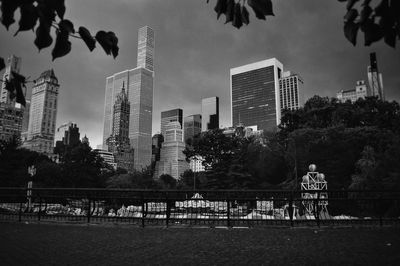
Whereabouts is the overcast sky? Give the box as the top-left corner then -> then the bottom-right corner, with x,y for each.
1,0 -> 399,148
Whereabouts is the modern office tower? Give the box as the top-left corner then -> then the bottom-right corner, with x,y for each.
201,97 -> 219,131
184,114 -> 202,144
106,84 -> 134,172
102,26 -> 154,170
0,55 -> 22,105
93,149 -> 117,170
337,80 -> 368,103
161,108 -> 183,136
22,70 -> 59,155
154,121 -> 189,180
279,71 -> 303,111
152,133 -> 164,163
230,58 -> 283,131
0,103 -> 23,141
137,26 -> 155,71
367,52 -> 384,101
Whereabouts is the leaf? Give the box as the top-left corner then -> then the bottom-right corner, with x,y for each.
37,1 -> 56,26
14,2 -> 38,36
96,31 -> 119,58
58,19 -> 75,34
96,31 -> 111,55
344,21 -> 359,46
225,0 -> 234,24
344,9 -> 358,23
346,0 -> 360,10
49,0 -> 66,20
232,3 -> 243,29
241,5 -> 250,25
248,0 -> 274,18
0,0 -> 21,30
34,22 -> 53,51
108,31 -> 119,58
384,28 -> 396,48
52,31 -> 71,61
359,4 -> 372,25
0,57 -> 5,72
78,26 -> 96,51
374,0 -> 389,17
363,20 -> 384,46
214,0 -> 228,20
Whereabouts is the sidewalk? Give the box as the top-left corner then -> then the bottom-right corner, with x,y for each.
0,222 -> 399,265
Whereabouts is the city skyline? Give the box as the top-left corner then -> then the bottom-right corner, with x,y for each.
0,0 -> 399,147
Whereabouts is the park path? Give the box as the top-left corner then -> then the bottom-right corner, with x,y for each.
0,222 -> 399,265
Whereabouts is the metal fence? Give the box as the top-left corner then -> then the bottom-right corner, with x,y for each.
0,188 -> 399,227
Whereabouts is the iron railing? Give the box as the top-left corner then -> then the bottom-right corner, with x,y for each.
0,188 -> 399,227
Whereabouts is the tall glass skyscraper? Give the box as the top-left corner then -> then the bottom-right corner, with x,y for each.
230,58 -> 283,131
201,97 -> 219,131
184,114 -> 202,144
102,26 -> 154,170
367,52 -> 384,101
160,108 -> 183,136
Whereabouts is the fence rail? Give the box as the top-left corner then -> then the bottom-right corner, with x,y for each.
1,188 -> 399,227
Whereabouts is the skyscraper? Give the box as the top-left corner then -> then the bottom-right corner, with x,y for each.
368,52 -> 384,101
161,108 -> 183,136
23,70 -> 59,155
0,55 -> 25,142
0,55 -> 22,105
184,114 -> 202,144
201,97 -> 219,131
230,58 -> 283,131
154,121 -> 189,180
106,84 -> 134,172
279,71 -> 303,111
137,26 -> 155,71
102,26 -> 154,170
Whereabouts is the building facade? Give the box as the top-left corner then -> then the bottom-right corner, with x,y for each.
230,58 -> 283,131
184,114 -> 202,144
93,149 -> 117,170
337,80 -> 368,103
367,52 -> 384,101
0,55 -> 22,106
154,121 -> 189,180
201,97 -> 219,131
23,70 -> 59,155
279,71 -> 303,111
102,26 -> 154,170
0,55 -> 26,142
161,108 -> 183,136
0,103 -> 23,141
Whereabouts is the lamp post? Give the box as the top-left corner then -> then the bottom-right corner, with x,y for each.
27,165 -> 36,212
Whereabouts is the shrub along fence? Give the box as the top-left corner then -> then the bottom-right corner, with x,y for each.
0,188 -> 399,227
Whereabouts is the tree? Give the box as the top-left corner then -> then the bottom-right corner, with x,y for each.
0,0 -> 119,106
207,0 -> 400,48
158,174 -> 177,189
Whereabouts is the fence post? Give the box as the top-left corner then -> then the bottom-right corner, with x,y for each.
37,197 -> 41,221
141,192 -> 145,228
315,192 -> 320,227
18,202 -> 22,222
227,197 -> 231,228
379,193 -> 383,227
288,191 -> 294,227
166,192 -> 170,227
87,198 -> 91,224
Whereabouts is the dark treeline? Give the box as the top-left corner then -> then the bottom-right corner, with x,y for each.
1,96 -> 400,190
